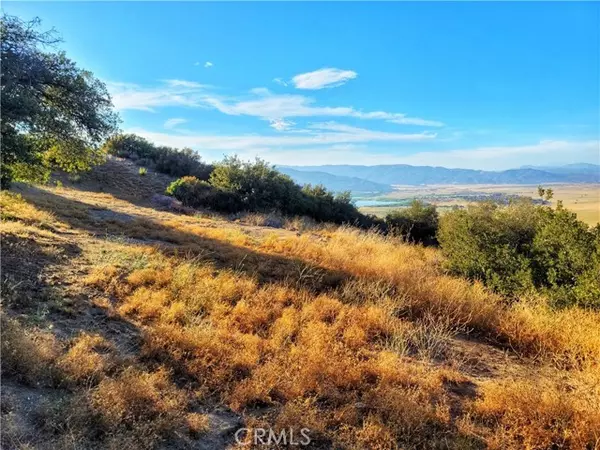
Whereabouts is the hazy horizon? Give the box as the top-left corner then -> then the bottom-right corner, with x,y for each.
278,162 -> 600,171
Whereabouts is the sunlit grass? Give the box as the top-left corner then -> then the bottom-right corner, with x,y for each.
2,186 -> 600,449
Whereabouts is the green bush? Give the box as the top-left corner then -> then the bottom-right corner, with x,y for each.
385,200 -> 439,244
209,156 -> 302,213
103,134 -> 155,160
104,134 -> 213,180
165,157 -> 378,227
530,206 -> 600,308
153,146 -> 213,179
138,167 -> 147,176
438,199 -> 600,308
165,176 -> 212,207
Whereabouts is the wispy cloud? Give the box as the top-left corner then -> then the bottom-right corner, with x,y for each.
163,79 -> 205,89
272,140 -> 599,169
292,68 -> 357,90
387,116 -> 445,127
269,118 -> 295,131
204,61 -> 213,68
123,128 -> 598,170
126,124 -> 434,154
164,118 -> 187,129
204,89 -> 444,126
107,80 -> 209,111
249,87 -> 272,96
279,139 -> 599,169
273,77 -> 288,87
108,79 -> 443,127
193,61 -> 200,66
424,140 -> 600,165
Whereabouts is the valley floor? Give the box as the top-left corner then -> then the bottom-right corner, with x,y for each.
360,183 -> 600,226
2,178 -> 600,449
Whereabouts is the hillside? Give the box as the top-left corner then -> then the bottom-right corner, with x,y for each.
2,161 -> 600,449
52,155 -> 175,200
284,163 -> 600,186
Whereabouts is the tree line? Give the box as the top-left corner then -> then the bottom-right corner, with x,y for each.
104,134 -> 377,227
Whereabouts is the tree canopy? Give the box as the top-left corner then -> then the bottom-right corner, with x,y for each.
0,15 -> 118,187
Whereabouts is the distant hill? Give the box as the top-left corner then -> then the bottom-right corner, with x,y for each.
283,163 -> 600,186
520,163 -> 600,182
277,167 -> 392,193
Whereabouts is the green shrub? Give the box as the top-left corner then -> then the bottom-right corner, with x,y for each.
138,167 -> 147,176
166,157 -> 377,226
209,156 -> 302,213
531,206 -> 600,308
104,134 -> 213,180
165,176 -> 212,207
103,134 -> 155,160
153,146 -> 213,179
385,200 -> 439,244
438,199 -> 600,308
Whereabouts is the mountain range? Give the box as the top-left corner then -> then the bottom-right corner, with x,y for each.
278,163 -> 600,193
278,167 -> 392,194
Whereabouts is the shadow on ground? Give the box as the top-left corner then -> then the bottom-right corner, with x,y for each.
16,184 -> 350,291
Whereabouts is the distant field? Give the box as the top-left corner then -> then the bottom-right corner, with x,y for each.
358,183 -> 600,225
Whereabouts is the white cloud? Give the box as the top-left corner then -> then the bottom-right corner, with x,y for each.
416,140 -> 599,168
203,90 -> 444,126
271,139 -> 599,168
193,62 -> 200,66
107,80 -> 208,111
385,116 -> 445,127
108,79 -> 443,127
269,118 -> 295,131
126,125 -> 434,155
121,129 -> 598,170
273,77 -> 288,87
164,118 -> 187,129
275,139 -> 598,169
163,79 -> 205,89
292,68 -> 358,90
204,61 -> 213,68
249,87 -> 272,96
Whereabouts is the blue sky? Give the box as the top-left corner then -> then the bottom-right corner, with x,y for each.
5,2 -> 599,169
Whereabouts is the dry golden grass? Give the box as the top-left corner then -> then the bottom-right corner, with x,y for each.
90,366 -> 187,431
86,245 -> 600,448
470,374 -> 600,449
2,186 -> 600,449
498,298 -> 600,369
0,315 -> 62,386
259,227 -> 600,368
0,192 -> 60,229
57,333 -> 118,384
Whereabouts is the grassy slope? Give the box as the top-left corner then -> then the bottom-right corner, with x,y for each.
1,165 -> 600,449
